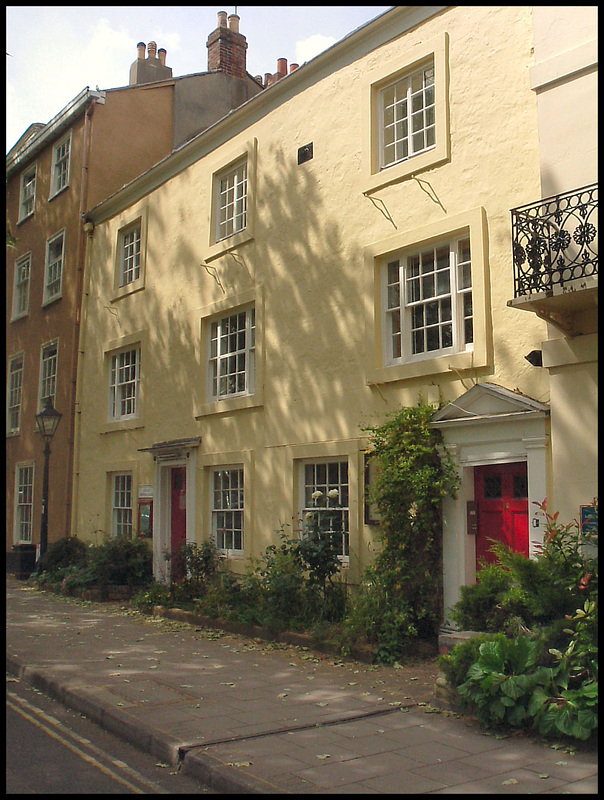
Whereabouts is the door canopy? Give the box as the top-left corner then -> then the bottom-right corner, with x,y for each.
431,383 -> 549,427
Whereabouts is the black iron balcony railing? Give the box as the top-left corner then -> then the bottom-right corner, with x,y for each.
511,183 -> 598,298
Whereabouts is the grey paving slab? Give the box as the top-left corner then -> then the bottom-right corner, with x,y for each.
6,576 -> 598,795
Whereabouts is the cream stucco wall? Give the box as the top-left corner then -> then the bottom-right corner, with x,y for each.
74,6 -> 548,590
528,6 -> 598,525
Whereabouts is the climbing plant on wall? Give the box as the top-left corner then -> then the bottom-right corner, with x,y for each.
346,403 -> 460,662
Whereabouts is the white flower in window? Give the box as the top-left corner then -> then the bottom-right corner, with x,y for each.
312,491 -> 323,500
328,489 -> 340,500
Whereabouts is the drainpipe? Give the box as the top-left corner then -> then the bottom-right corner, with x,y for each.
66,95 -> 96,538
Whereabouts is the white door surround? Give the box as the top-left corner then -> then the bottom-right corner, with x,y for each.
431,383 -> 550,627
138,437 -> 200,583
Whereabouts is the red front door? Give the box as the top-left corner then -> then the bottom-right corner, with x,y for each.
474,462 -> 528,570
170,466 -> 187,583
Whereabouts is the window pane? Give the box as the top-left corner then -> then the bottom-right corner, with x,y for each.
217,162 -> 247,241
426,326 -> 440,351
420,250 -> 434,274
436,269 -> 450,295
113,474 -> 133,537
110,348 -> 139,420
15,466 -> 34,542
387,232 -> 472,363
412,329 -> 424,353
464,317 -> 474,345
484,476 -> 502,498
120,226 -> 141,286
421,273 -> 435,298
458,238 -> 471,263
412,305 -> 424,328
213,468 -> 243,551
412,131 -> 424,152
426,301 -> 439,325
513,475 -> 528,498
302,460 -> 349,558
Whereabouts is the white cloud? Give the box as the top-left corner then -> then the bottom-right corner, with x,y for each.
295,34 -> 337,65
6,17 -> 183,149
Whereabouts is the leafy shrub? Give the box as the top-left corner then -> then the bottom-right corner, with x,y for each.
457,611 -> 598,741
450,500 -> 598,633
85,536 -> 152,592
445,501 -> 598,741
255,532 -> 309,630
458,634 -> 551,728
39,536 -> 88,576
131,581 -> 173,612
450,562 -> 513,631
438,633 -> 508,688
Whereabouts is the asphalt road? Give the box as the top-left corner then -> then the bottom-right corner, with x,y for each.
6,676 -> 215,794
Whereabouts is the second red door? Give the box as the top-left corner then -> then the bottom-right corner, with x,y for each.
474,462 -> 528,570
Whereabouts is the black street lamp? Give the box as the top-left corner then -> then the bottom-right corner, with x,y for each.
35,397 -> 62,571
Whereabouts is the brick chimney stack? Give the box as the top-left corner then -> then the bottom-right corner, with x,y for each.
207,10 -> 248,79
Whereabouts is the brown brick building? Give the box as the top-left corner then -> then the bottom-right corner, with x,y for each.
6,13 -> 264,570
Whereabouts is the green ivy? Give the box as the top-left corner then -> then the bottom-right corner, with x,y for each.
344,403 -> 459,662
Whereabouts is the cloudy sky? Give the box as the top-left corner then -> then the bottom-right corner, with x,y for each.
6,5 -> 391,152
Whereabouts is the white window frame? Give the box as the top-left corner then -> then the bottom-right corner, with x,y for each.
50,132 -> 71,197
112,472 -> 133,538
43,230 -> 65,304
19,164 -> 37,221
7,354 -> 25,435
384,233 -> 473,365
208,306 -> 255,401
363,32 -> 449,194
214,159 -> 247,243
38,340 -> 58,411
300,458 -> 350,561
109,346 -> 141,422
211,466 -> 244,554
118,222 -> 142,288
14,463 -> 35,544
378,60 -> 435,171
206,139 -> 257,262
12,252 -> 31,319
364,207 -> 488,385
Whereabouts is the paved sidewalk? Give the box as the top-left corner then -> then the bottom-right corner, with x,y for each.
6,576 -> 597,794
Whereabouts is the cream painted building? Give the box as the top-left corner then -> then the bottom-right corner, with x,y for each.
72,6 -> 595,622
507,6 -> 598,528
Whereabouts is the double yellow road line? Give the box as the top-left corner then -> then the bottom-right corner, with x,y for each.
7,688 -> 170,794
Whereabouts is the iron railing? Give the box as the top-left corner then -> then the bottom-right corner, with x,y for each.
511,183 -> 598,297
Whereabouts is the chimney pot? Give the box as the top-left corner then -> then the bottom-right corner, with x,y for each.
217,10 -> 227,27
277,57 -> 288,76
264,73 -> 272,87
147,40 -> 157,59
290,63 -> 299,73
137,41 -> 146,59
228,14 -> 240,33
158,48 -> 167,65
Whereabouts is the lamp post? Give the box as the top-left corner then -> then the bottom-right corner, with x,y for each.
35,397 -> 62,571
